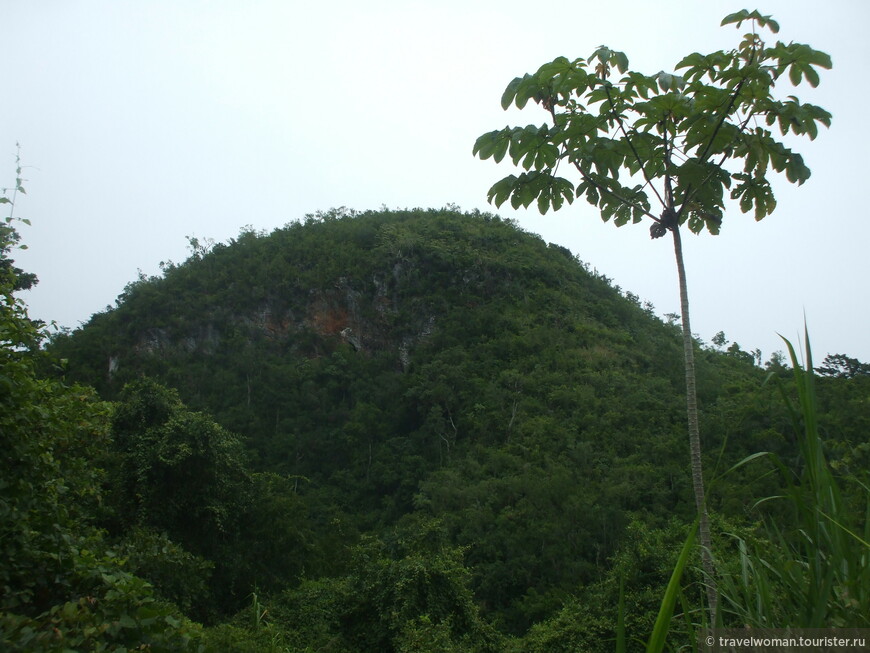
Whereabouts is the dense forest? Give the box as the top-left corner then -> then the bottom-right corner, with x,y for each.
2,206 -> 867,651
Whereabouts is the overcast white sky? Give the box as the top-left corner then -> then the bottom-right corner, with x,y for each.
2,1 -> 867,363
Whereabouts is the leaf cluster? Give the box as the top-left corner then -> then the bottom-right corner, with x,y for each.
473,11 -> 831,233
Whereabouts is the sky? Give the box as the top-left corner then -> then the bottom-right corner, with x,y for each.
2,0 -> 868,363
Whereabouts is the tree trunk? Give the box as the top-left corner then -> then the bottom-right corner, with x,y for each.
671,225 -> 718,622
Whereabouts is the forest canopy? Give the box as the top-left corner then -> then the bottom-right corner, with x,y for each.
2,207 -> 856,650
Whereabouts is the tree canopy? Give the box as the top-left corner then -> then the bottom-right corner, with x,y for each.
473,9 -> 831,231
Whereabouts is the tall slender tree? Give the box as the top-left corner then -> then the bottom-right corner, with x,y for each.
473,9 -> 831,619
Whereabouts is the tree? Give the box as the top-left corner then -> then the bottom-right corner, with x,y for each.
274,519 -> 503,653
110,378 -> 252,555
1,155 -> 202,651
815,353 -> 870,379
473,9 -> 831,620
109,378 -> 262,617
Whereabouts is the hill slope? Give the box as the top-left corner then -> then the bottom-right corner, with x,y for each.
51,207 -> 773,631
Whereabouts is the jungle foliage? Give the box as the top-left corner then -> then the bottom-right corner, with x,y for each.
1,158 -> 203,651
18,206 -> 864,650
2,9 -> 865,649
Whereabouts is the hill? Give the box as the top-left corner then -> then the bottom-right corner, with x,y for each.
39,207 -> 870,650
49,208 -> 785,629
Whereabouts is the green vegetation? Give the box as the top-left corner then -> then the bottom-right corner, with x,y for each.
1,11 -> 866,651
1,155 -> 202,651
14,205 -> 861,650
717,332 -> 870,628
473,8 -> 831,620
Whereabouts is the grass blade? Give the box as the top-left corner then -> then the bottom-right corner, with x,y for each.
646,517 -> 698,653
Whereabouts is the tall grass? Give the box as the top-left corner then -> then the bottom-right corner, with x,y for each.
644,518 -> 699,653
716,329 -> 870,627
638,329 -> 868,652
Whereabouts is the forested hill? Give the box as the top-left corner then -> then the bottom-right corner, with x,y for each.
40,208 -> 867,649
52,208 -> 710,482
55,206 -> 691,393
